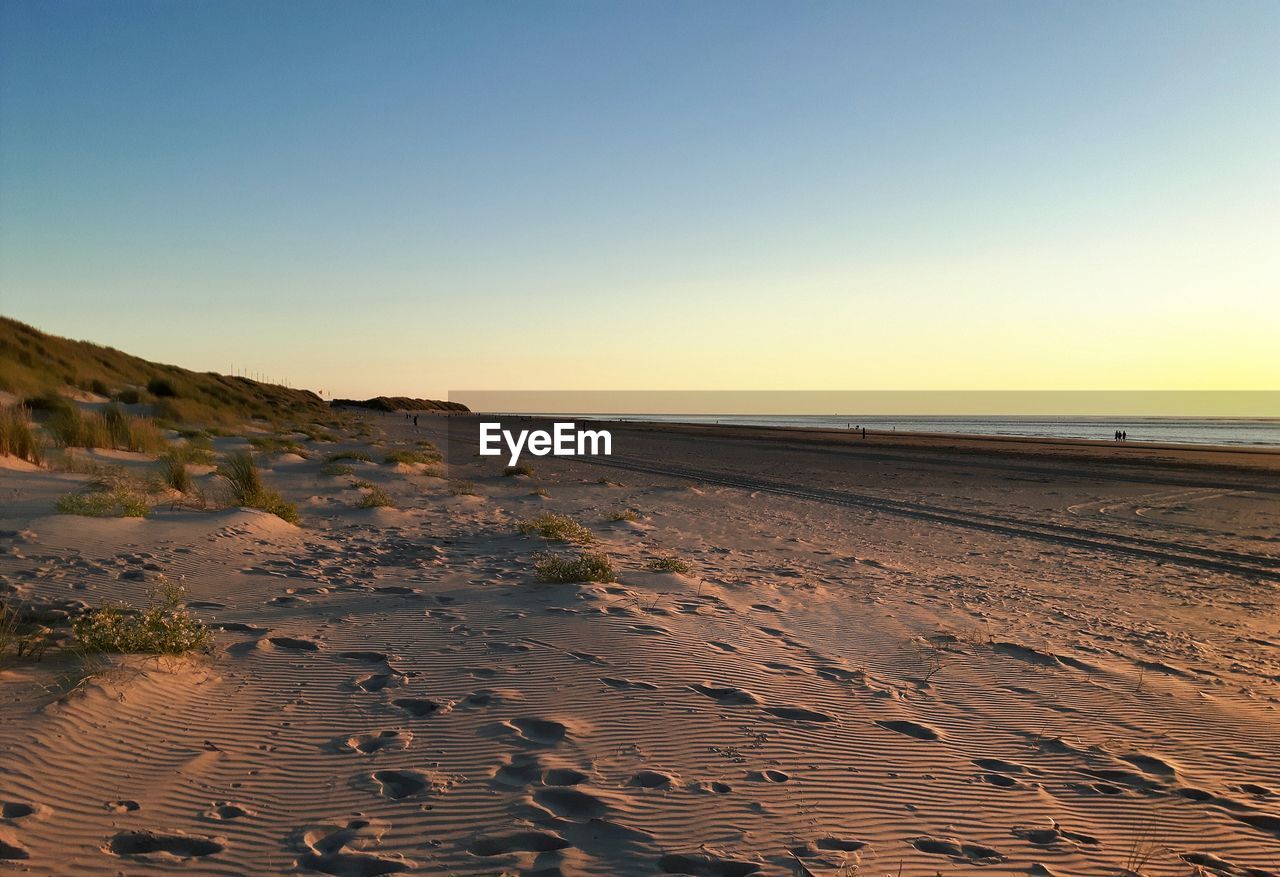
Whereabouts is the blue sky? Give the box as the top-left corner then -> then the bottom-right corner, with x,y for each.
2,1 -> 1277,397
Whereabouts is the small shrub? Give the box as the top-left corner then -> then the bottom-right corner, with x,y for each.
158,449 -> 192,493
504,463 -> 535,477
146,376 -> 179,398
533,551 -> 615,584
72,580 -> 211,655
608,509 -> 640,522
0,405 -> 43,465
383,449 -> 440,466
358,486 -> 396,509
321,461 -> 355,477
216,451 -> 299,524
648,555 -> 690,574
116,387 -> 143,404
518,512 -> 593,543
326,451 -> 372,463
250,436 -> 308,457
56,488 -> 150,518
449,480 -> 479,496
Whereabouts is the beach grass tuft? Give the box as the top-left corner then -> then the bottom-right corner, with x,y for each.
216,451 -> 299,524
518,512 -> 593,543
648,555 -> 691,574
533,551 -> 615,584
358,486 -> 396,508
0,405 -> 43,465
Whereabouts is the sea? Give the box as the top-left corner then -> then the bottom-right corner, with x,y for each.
573,415 -> 1280,448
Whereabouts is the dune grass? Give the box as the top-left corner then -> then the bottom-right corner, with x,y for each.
518,512 -> 593,543
157,449 -> 192,493
250,436 -> 309,457
0,405 -> 43,465
321,461 -> 356,477
72,579 -> 212,655
533,551 -> 615,584
326,450 -> 372,463
648,555 -> 691,574
383,448 -> 440,466
41,399 -> 165,454
55,477 -> 151,518
449,479 -> 479,496
608,508 -> 640,522
216,451 -> 300,524
1,316 -> 329,423
357,486 -> 397,509
504,463 -> 535,477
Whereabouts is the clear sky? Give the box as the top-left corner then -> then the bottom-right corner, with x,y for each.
1,1 -> 1277,399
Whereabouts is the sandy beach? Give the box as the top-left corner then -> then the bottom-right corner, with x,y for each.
2,411 -> 1278,876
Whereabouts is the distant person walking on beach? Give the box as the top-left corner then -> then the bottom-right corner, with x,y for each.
413,415 -> 419,429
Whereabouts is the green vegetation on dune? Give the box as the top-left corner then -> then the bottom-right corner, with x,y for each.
333,395 -> 468,413
216,451 -> 300,524
0,317 -> 328,423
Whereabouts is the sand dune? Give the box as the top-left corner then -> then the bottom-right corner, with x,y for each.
2,417 -> 1278,875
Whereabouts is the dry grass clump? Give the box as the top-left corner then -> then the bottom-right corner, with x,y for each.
326,450 -> 372,463
648,555 -> 691,574
357,486 -> 396,509
250,436 -> 308,457
0,404 -> 43,464
533,551 -> 615,584
55,469 -> 152,518
504,463 -> 535,477
41,399 -> 165,454
608,508 -> 640,522
518,512 -> 593,543
321,461 -> 356,477
449,480 -> 479,496
158,449 -> 193,493
73,579 -> 212,655
216,451 -> 299,524
383,448 -> 440,466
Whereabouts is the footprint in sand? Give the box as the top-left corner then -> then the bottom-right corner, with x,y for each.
106,799 -> 140,813
361,769 -> 451,800
911,836 -> 1004,864
745,769 -> 789,783
108,830 -> 225,859
544,768 -> 589,786
492,755 -> 543,788
0,837 -> 27,861
762,705 -> 834,723
269,636 -> 321,652
391,697 -> 446,718
352,672 -> 407,693
504,717 -> 567,746
205,802 -> 253,820
875,719 -> 941,740
338,650 -> 392,664
296,818 -> 412,875
657,852 -> 761,876
629,770 -> 676,789
790,837 -> 867,857
690,684 -> 759,706
468,830 -> 571,857
533,786 -> 608,819
602,677 -> 659,691
340,730 -> 412,754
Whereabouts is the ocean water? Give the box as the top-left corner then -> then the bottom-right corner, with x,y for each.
579,415 -> 1280,448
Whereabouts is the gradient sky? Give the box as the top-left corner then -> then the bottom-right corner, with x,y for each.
2,1 -> 1277,399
